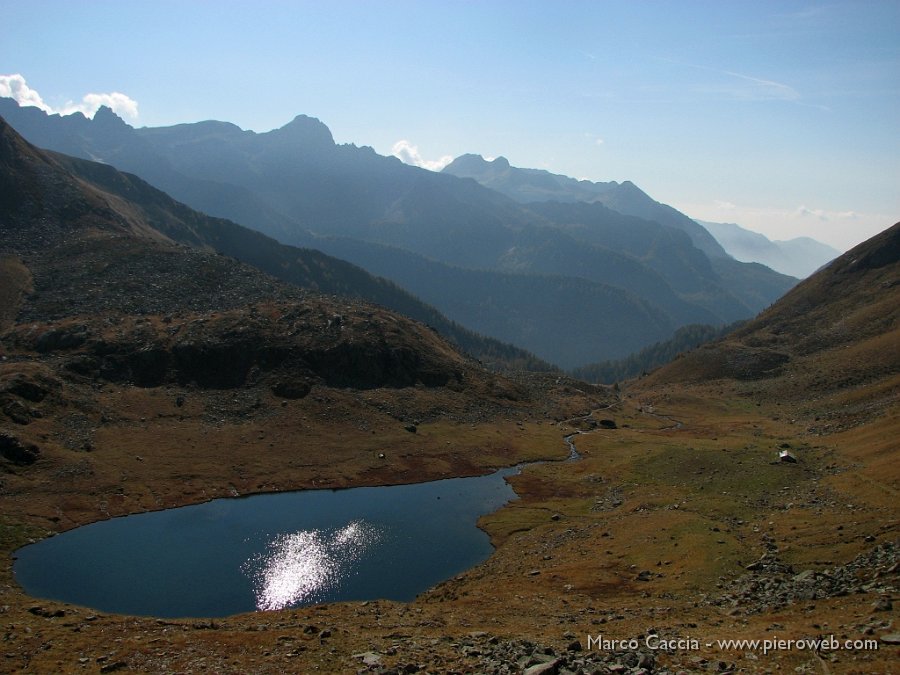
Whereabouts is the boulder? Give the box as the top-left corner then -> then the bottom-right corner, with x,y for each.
0,431 -> 40,464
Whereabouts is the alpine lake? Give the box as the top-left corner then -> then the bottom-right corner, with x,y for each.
13,466 -> 521,618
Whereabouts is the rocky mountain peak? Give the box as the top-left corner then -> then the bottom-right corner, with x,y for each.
442,153 -> 490,173
267,113 -> 335,147
92,105 -> 130,131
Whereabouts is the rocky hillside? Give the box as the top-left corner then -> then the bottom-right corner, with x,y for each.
643,221 -> 899,424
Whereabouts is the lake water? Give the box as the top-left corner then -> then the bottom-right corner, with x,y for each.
13,467 -> 519,618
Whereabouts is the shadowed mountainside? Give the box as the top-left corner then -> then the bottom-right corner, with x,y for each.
0,114 -> 549,372
0,114 -> 508,394
1,111 -> 605,490
0,99 -> 797,368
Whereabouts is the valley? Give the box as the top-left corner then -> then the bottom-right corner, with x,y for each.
0,99 -> 797,370
1,378 -> 895,673
0,111 -> 896,674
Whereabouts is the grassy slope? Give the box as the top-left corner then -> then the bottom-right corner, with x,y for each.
2,387 -> 895,673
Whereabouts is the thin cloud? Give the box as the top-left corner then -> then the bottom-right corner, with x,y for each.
690,66 -> 800,102
795,206 -> 860,221
0,73 -> 139,121
391,139 -> 453,172
659,58 -> 802,103
797,205 -> 829,220
718,69 -> 800,102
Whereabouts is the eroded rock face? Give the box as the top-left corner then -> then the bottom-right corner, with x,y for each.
305,342 -> 460,389
0,431 -> 40,465
6,300 -> 470,393
0,372 -> 58,426
271,380 -> 312,400
0,373 -> 54,402
2,399 -> 32,425
34,325 -> 89,353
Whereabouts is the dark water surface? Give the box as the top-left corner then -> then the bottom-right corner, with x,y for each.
13,468 -> 518,618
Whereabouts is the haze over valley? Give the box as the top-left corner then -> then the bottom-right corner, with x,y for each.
0,99 -> 803,370
1,2 -> 897,672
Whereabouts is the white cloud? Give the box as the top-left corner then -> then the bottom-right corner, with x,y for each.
391,139 -> 453,171
0,73 -> 52,113
795,206 -> 859,222
0,73 -> 139,121
796,205 -> 829,220
72,92 -> 139,120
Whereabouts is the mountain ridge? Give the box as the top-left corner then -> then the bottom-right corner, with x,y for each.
642,220 -> 900,423
1,106 -> 898,675
698,219 -> 840,278
0,99 -> 797,368
0,114 -> 551,372
442,152 -> 729,259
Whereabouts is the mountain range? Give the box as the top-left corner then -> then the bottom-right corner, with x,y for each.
2,100 -> 898,673
0,99 -> 797,368
698,219 -> 840,278
442,153 -> 728,259
0,114 -> 548,373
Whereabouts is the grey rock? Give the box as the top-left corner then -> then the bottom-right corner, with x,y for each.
352,651 -> 382,666
523,658 -> 561,675
872,596 -> 893,611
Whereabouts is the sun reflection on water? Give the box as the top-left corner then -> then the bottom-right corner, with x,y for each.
244,521 -> 380,611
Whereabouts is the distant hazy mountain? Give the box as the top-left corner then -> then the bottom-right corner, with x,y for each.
0,114 -> 548,371
442,154 -> 729,260
0,99 -> 797,368
303,235 -> 682,368
1,111 -> 554,445
438,152 -> 796,321
698,220 -> 840,278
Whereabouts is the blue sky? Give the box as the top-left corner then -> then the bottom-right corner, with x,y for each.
2,0 -> 898,250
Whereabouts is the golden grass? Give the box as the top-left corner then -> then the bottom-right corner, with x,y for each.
0,355 -> 896,672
